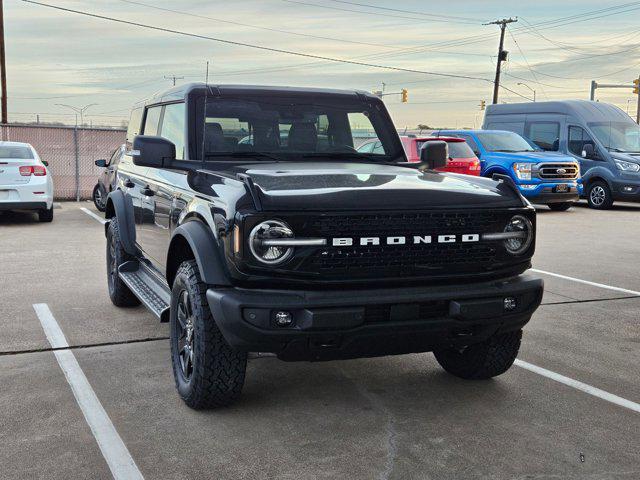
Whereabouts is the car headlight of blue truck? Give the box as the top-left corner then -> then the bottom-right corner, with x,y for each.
614,160 -> 640,172
512,163 -> 532,180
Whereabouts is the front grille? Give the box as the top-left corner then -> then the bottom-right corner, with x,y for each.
310,243 -> 497,274
289,210 -> 517,279
537,163 -> 579,180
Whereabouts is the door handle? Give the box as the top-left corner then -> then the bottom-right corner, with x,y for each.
141,186 -> 155,197
124,179 -> 135,188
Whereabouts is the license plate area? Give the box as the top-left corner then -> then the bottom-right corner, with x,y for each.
554,184 -> 568,193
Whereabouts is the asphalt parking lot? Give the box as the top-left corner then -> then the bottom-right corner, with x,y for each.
1,202 -> 639,480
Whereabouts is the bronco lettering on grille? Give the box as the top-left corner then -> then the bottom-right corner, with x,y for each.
332,234 -> 480,246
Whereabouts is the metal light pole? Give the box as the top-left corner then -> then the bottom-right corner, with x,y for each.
55,103 -> 97,126
517,82 -> 536,102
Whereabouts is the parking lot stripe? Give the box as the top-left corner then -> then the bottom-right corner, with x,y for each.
32,304 -> 145,480
531,268 -> 640,297
80,207 -> 107,225
515,360 -> 640,414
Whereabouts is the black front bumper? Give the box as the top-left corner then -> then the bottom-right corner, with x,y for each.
206,274 -> 544,361
525,191 -> 580,204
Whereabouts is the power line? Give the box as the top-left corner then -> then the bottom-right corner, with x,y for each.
116,0 -> 405,50
20,0 -> 493,84
280,0 -> 480,24
324,0 -> 482,23
506,26 -> 548,101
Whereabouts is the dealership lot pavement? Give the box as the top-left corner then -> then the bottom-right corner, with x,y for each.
1,202 -> 639,479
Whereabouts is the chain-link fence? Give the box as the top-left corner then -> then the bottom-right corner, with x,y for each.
1,124 -> 126,200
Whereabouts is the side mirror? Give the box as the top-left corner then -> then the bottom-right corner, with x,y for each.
94,159 -> 107,167
131,135 -> 176,168
419,141 -> 448,170
581,143 -> 595,159
41,160 -> 49,167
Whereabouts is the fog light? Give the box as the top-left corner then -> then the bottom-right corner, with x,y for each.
623,186 -> 634,192
503,297 -> 517,311
274,311 -> 293,327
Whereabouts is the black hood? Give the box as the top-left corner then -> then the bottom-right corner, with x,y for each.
208,162 -> 524,211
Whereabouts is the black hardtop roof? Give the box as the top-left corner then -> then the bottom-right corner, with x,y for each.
136,82 -> 379,107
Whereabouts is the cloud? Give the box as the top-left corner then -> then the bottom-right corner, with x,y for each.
5,0 -> 640,126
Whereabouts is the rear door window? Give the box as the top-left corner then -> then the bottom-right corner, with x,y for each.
159,103 -> 186,159
526,122 -> 560,151
126,107 -> 143,148
143,106 -> 163,136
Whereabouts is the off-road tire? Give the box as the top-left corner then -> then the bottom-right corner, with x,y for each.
170,260 -> 247,409
106,218 -> 140,307
93,184 -> 107,212
38,206 -> 54,222
548,202 -> 572,211
434,330 -> 522,380
587,181 -> 613,210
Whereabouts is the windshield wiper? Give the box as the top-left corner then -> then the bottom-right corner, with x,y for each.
301,152 -> 384,161
204,151 -> 283,162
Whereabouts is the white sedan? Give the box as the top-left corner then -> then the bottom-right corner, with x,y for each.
0,141 -> 54,222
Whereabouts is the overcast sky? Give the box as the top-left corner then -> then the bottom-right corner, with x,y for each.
5,0 -> 640,127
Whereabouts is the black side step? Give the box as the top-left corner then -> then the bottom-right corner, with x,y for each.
119,261 -> 171,322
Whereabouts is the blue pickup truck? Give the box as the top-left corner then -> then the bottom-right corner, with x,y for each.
434,129 -> 582,211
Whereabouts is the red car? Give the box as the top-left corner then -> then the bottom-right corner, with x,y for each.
400,136 -> 481,175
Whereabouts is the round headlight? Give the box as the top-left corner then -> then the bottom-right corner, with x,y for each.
249,220 -> 294,265
503,215 -> 533,255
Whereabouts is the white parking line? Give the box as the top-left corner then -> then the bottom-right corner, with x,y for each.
32,304 -> 144,480
515,360 -> 640,414
80,207 -> 107,225
531,268 -> 640,297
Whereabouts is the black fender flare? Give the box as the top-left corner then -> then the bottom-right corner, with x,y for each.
104,189 -> 137,256
170,221 -> 231,286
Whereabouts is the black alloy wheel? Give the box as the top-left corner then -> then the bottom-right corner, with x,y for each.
175,289 -> 195,382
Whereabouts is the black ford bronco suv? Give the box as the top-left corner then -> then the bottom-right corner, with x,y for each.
104,83 -> 543,409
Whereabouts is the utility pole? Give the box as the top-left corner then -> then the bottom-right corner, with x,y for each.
164,75 -> 184,86
486,17 -> 517,104
0,0 -> 8,124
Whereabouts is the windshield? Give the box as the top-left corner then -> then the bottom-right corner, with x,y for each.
417,140 -> 475,159
0,145 -> 34,159
200,96 -> 402,161
476,132 -> 537,152
588,121 -> 640,153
